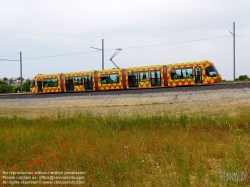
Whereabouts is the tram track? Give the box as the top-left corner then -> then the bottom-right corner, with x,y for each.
0,82 -> 250,100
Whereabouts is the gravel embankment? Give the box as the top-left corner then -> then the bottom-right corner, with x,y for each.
1,86 -> 250,118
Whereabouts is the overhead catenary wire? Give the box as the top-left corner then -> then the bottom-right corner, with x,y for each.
109,35 -> 233,50
105,34 -> 250,51
0,59 -> 19,62
23,50 -> 99,60
0,53 -> 19,58
0,54 -> 20,62
237,34 -> 250,36
1,34 -> 249,61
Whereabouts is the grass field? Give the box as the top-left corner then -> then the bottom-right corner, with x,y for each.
0,107 -> 250,186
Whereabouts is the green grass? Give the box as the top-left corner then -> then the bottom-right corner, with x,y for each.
0,109 -> 250,186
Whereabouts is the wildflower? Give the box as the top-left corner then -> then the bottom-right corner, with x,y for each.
37,158 -> 43,164
150,140 -> 155,145
90,148 -> 96,153
29,162 -> 35,167
124,144 -> 130,149
77,147 -> 83,153
60,142 -> 67,147
12,165 -> 17,169
50,153 -> 56,158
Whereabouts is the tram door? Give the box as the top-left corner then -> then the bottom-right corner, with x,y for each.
65,77 -> 74,91
151,70 -> 161,86
195,67 -> 202,83
38,80 -> 43,92
128,72 -> 138,87
84,76 -> 93,90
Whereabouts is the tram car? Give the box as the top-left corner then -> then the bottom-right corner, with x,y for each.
30,60 -> 222,93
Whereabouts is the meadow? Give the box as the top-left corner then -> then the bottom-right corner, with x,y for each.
0,105 -> 250,187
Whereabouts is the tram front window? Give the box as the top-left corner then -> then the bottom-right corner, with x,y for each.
30,79 -> 35,88
206,66 -> 218,77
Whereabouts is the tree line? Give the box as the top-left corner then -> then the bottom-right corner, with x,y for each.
236,75 -> 250,81
0,79 -> 31,93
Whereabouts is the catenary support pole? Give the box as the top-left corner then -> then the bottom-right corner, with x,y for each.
20,51 -> 22,92
102,39 -> 104,70
229,22 -> 236,82
233,22 -> 235,83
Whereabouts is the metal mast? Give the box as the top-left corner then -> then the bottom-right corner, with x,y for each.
91,39 -> 104,70
229,22 -> 235,82
102,39 -> 104,70
20,51 -> 23,92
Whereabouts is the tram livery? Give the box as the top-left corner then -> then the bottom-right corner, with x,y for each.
30,60 -> 222,93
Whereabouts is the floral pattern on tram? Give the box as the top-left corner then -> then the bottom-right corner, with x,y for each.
97,68 -> 123,90
125,65 -> 164,88
31,74 -> 62,93
63,71 -> 95,92
167,60 -> 221,86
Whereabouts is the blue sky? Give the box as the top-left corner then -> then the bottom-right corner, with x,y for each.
0,0 -> 249,80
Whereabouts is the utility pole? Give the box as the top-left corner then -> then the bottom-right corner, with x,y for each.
91,39 -> 104,70
20,51 -> 23,92
0,53 -> 22,93
229,22 -> 235,82
102,39 -> 104,70
233,22 -> 235,83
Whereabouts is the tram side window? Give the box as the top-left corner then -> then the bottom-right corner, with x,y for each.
206,66 -> 217,77
74,76 -> 83,86
84,76 -> 92,83
110,74 -> 119,83
171,68 -> 193,79
43,78 -> 58,87
185,68 -> 193,78
139,71 -> 149,81
84,76 -> 93,89
101,74 -> 119,84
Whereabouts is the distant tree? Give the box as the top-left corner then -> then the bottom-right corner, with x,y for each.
238,75 -> 249,81
9,79 -> 14,85
17,77 -> 24,81
22,80 -> 31,92
3,77 -> 8,83
0,81 -> 4,85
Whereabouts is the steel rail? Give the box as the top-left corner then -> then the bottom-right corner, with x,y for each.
0,82 -> 249,100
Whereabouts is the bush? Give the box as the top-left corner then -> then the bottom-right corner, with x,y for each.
238,75 -> 249,81
0,84 -> 8,93
22,80 -> 31,92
